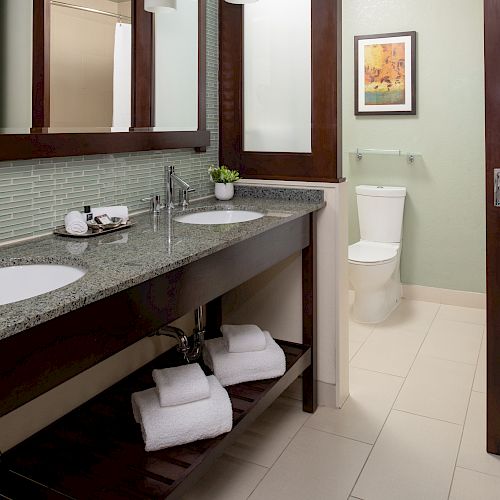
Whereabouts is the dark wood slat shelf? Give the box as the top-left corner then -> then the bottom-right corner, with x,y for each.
2,340 -> 310,499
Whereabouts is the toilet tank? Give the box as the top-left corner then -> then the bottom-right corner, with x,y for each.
356,185 -> 407,243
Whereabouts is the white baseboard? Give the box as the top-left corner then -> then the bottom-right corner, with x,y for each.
402,284 -> 486,309
283,378 -> 342,409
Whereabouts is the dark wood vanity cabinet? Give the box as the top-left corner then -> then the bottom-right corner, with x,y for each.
0,212 -> 318,498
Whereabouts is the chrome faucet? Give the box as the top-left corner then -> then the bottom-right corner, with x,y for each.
165,165 -> 195,210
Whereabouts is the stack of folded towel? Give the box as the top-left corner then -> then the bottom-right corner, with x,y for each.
131,363 -> 233,452
64,211 -> 88,235
203,325 -> 286,387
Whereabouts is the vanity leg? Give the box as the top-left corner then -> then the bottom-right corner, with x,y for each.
205,296 -> 222,339
302,213 -> 317,413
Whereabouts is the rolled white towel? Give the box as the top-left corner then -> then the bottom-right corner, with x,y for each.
131,375 -> 233,452
64,211 -> 88,235
152,363 -> 210,407
92,206 -> 129,222
203,331 -> 286,387
221,324 -> 267,353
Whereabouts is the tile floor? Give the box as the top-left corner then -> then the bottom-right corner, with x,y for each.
182,299 -> 498,500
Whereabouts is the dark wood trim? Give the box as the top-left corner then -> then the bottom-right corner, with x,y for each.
0,131 -> 210,162
0,216 -> 310,417
205,296 -> 222,339
3,340 -> 310,499
302,212 -> 317,413
195,0 -> 208,153
131,0 -> 154,129
219,0 -> 243,169
354,31 -> 417,116
219,0 -> 342,182
198,0 -> 207,134
31,0 -> 50,132
485,0 -> 500,456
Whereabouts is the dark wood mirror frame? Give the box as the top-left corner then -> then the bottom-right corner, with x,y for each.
0,0 -> 209,163
219,0 -> 342,183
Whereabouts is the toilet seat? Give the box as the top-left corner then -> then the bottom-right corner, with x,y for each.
348,241 -> 399,266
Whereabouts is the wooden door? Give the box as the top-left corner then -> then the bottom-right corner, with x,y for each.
485,0 -> 500,455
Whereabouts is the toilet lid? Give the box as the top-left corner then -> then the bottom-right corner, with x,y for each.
348,241 -> 399,264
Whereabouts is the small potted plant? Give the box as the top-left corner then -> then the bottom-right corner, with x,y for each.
208,165 -> 240,201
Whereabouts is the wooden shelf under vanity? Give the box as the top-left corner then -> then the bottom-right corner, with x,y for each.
1,339 -> 310,499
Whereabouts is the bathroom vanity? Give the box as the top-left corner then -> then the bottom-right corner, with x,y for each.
0,188 -> 323,498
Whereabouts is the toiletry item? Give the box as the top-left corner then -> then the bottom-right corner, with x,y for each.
221,324 -> 267,353
92,206 -> 129,222
83,205 -> 93,222
152,363 -> 210,407
94,214 -> 114,226
203,331 -> 286,387
64,211 -> 88,235
131,375 -> 232,452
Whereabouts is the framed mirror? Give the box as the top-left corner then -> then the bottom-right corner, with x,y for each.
0,0 -> 209,161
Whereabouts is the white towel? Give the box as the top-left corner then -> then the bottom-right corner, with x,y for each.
221,324 -> 267,353
131,376 -> 233,452
91,206 -> 129,222
152,363 -> 210,407
64,211 -> 88,235
203,331 -> 286,387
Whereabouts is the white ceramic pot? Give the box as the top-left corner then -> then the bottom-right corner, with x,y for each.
214,183 -> 234,201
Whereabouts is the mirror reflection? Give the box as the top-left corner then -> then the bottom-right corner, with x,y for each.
154,0 -> 198,132
0,1 -> 33,134
50,0 -> 132,132
0,0 -> 201,135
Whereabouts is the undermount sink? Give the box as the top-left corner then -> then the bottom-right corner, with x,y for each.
0,264 -> 87,306
174,210 -> 265,225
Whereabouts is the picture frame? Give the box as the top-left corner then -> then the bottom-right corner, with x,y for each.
354,31 -> 417,116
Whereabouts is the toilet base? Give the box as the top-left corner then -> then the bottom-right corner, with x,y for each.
351,278 -> 402,324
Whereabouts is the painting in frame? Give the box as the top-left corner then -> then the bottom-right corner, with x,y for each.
355,31 -> 417,115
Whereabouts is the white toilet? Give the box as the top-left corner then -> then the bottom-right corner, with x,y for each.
349,185 -> 407,324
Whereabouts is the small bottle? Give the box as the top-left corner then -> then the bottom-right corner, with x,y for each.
83,205 -> 93,222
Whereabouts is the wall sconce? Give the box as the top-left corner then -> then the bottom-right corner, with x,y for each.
144,0 -> 177,12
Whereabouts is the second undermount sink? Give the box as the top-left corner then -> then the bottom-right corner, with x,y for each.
0,264 -> 87,306
174,210 -> 265,225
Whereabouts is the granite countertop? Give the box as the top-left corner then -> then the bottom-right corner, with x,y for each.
0,187 -> 324,341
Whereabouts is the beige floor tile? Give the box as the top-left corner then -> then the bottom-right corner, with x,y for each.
458,391 -> 500,477
394,355 -> 475,424
449,467 -> 500,500
225,396 -> 310,468
376,299 -> 439,334
353,410 -> 462,500
436,304 -> 486,325
420,319 -> 483,365
306,367 -> 403,444
249,427 -> 371,500
181,454 -> 268,500
350,326 -> 426,377
349,320 -> 374,343
349,339 -> 364,361
473,336 -> 486,393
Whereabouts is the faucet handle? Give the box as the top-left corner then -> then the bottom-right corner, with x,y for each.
179,187 -> 196,208
141,194 -> 163,214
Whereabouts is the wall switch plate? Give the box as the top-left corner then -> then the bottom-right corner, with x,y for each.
495,169 -> 500,207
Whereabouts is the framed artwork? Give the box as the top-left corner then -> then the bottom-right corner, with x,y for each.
355,31 -> 417,115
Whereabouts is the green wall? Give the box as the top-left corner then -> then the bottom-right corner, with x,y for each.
343,0 -> 485,293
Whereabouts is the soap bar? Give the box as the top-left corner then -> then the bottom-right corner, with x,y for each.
94,214 -> 114,225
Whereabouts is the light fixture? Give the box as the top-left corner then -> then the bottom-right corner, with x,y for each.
144,0 -> 177,13
224,0 -> 259,4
